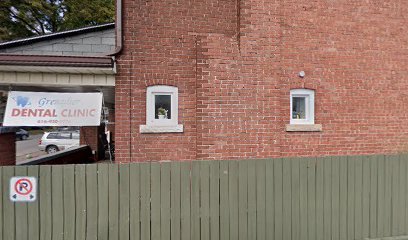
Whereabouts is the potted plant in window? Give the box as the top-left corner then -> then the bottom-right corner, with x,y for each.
157,107 -> 168,119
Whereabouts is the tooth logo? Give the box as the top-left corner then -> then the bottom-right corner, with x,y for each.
16,96 -> 30,107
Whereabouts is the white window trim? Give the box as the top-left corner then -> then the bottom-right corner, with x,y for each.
290,89 -> 315,125
140,85 -> 183,133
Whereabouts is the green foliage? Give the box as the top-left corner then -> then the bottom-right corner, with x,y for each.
0,0 -> 115,41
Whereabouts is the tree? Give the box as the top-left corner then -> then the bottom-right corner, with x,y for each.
0,0 -> 115,42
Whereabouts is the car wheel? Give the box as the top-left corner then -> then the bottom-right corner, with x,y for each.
21,135 -> 28,140
46,145 -> 59,154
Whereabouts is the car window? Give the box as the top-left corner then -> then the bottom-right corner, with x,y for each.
58,133 -> 71,139
46,133 -> 59,139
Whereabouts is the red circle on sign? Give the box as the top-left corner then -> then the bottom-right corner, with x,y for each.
14,178 -> 33,196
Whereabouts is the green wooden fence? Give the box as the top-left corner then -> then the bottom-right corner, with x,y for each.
1,155 -> 408,240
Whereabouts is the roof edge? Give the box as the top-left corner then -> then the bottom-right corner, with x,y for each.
0,23 -> 115,50
0,54 -> 114,68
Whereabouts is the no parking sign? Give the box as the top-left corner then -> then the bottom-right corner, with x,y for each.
9,177 -> 37,202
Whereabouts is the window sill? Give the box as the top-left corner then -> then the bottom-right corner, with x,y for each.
140,124 -> 184,133
286,124 -> 322,132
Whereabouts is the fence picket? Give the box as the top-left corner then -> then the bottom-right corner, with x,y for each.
238,160 -> 248,240
282,158 -> 292,240
191,161 -> 200,240
248,160 -> 257,240
39,165 -> 52,240
219,161 -> 230,240
15,167 -> 28,240
209,161 -> 220,240
180,163 -> 191,240
63,165 -> 75,240
161,163 -> 171,240
75,165 -> 87,240
86,164 -> 98,240
119,164 -> 130,240
171,162 -> 181,240
51,166 -> 64,240
97,164 -> 109,240
256,159 -> 266,240
129,164 -> 140,240
151,163 -> 161,240
27,165 -> 39,240
200,161 -> 210,240
140,163 -> 151,240
265,159 -> 274,240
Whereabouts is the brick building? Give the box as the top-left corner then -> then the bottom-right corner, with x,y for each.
115,0 -> 408,162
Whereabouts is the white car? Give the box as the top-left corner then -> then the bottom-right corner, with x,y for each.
38,131 -> 80,154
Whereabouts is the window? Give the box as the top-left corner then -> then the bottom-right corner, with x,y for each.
287,89 -> 321,131
290,89 -> 314,124
140,85 -> 183,133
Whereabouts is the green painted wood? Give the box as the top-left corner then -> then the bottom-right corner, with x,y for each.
27,166 -> 40,240
338,156 -> 348,240
384,155 -> 392,237
398,155 -> 406,235
299,158 -> 308,240
331,157 -> 340,240
265,159 -> 274,240
39,165 -> 52,240
129,164 -> 140,240
150,163 -> 160,240
238,160 -> 248,240
119,164 -> 130,240
256,160 -> 266,240
346,157 -> 355,240
2,167 -> 15,240
171,162 -> 181,240
290,158 -> 300,240
63,165 -> 75,240
190,161 -> 200,240
248,160 -> 257,240
180,163 -> 191,240
75,165 -> 87,240
97,164 -> 109,240
377,155 -> 385,237
2,166 -> 15,240
86,164 -> 98,240
315,157 -> 324,240
404,154 -> 408,235
362,156 -> 370,238
274,158 -> 283,240
323,157 -> 332,240
354,156 -> 363,240
161,162 -> 171,240
209,161 -> 220,240
200,161 -> 210,240
282,158 -> 291,240
307,158 -> 316,240
0,166 -> 2,240
229,161 -> 239,240
15,167 -> 28,240
140,163 -> 151,240
108,164 -> 119,240
51,166 -> 63,240
391,155 -> 400,236
219,161 -> 229,240
368,155 -> 378,238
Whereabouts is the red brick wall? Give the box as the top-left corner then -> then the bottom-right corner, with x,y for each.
0,133 -> 16,165
116,0 -> 408,162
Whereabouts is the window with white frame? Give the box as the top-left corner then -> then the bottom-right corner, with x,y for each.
290,89 -> 315,125
140,85 -> 183,133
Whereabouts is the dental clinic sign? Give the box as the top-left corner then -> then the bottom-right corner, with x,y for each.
3,91 -> 103,126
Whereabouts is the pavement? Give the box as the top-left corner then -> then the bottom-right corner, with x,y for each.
16,134 -> 46,163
